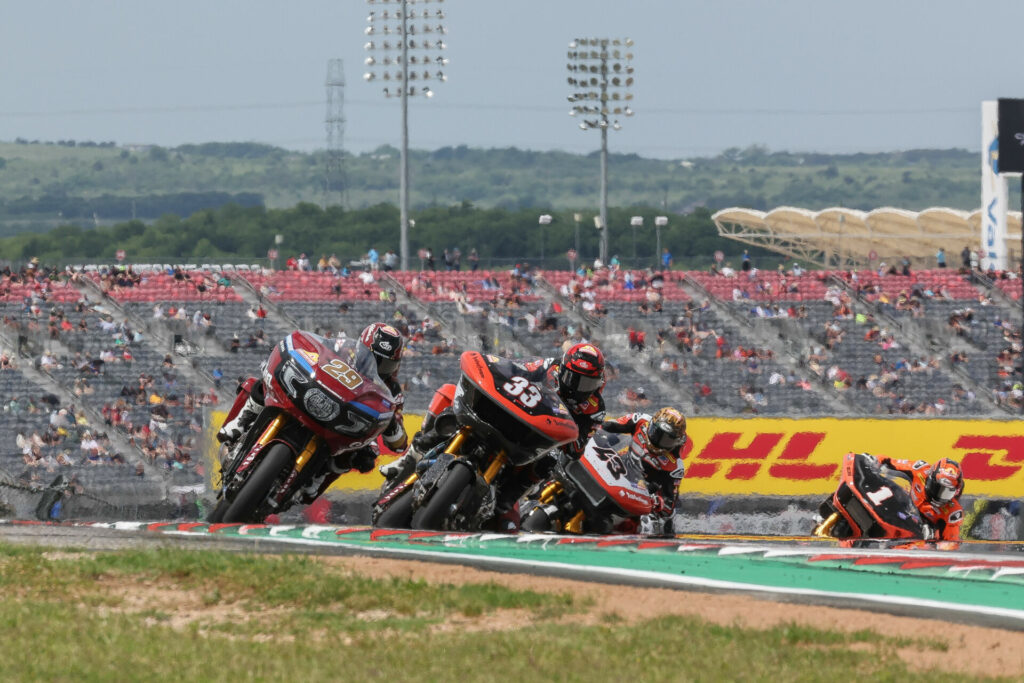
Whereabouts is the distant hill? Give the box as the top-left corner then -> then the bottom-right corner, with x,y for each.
0,140 -> 984,239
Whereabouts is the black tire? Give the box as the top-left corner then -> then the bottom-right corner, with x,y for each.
374,487 -> 416,529
520,506 -> 553,532
207,497 -> 230,523
411,463 -> 475,530
219,443 -> 294,524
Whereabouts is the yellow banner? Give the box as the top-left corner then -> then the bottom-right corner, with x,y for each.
677,417 -> 1024,497
207,414 -> 1023,498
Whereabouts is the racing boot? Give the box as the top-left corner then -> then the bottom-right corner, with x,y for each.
216,394 -> 262,444
379,445 -> 422,480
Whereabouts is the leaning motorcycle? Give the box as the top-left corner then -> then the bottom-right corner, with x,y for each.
812,452 -> 929,540
209,331 -> 399,523
372,351 -> 578,531
519,430 -> 661,535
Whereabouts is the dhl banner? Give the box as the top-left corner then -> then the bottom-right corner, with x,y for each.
208,414 -> 1023,498
677,417 -> 1023,498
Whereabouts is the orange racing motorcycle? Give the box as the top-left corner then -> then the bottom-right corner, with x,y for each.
372,351 -> 578,531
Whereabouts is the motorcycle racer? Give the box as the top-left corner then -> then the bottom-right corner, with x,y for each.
219,322 -> 408,502
869,454 -> 964,541
602,407 -> 688,534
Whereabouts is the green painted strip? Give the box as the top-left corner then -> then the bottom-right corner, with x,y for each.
190,525 -> 1024,614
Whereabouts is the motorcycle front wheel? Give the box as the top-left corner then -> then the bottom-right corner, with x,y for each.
217,442 -> 294,524
411,463 -> 474,530
520,506 -> 554,532
374,486 -> 416,529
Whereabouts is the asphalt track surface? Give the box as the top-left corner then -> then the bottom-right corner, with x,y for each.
2,521 -> 1023,632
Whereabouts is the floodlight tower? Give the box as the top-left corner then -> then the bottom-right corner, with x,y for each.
364,0 -> 448,271
567,37 -> 634,265
324,59 -> 346,209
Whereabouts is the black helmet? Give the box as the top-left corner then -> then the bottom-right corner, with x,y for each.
359,322 -> 403,378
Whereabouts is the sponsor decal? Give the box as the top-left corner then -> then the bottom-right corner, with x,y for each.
618,488 -> 651,505
378,340 -> 392,351
298,350 -> 319,366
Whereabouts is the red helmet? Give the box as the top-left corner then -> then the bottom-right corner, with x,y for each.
557,342 -> 605,404
925,458 -> 963,506
359,322 -> 403,378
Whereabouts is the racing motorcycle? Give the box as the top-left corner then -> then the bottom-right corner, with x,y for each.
372,351 -> 578,531
519,430 -> 661,536
209,331 -> 398,523
812,452 -> 928,540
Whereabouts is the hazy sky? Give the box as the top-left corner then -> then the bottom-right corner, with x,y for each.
2,0 -> 1022,159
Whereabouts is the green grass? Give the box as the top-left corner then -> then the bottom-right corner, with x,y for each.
0,544 -> 999,682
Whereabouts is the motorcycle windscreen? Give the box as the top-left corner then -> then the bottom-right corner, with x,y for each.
458,351 -> 578,455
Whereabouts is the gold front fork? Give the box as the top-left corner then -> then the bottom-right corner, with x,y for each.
256,414 -> 286,448
564,510 -> 585,534
292,433 -> 322,473
538,481 -> 563,504
482,451 -> 507,484
813,511 -> 840,537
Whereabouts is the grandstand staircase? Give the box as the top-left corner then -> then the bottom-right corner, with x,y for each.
0,324 -> 156,479
826,275 -> 1006,415
534,276 -> 697,414
75,278 -> 228,403
676,275 -> 852,415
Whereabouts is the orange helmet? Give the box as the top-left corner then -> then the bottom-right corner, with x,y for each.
925,458 -> 963,506
633,407 -> 688,476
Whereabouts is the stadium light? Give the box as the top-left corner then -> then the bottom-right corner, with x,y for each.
568,37 -> 635,265
630,215 -> 643,264
538,214 -> 553,262
365,0 -> 448,271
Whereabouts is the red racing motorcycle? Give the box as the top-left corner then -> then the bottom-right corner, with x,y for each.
813,452 -> 928,540
372,351 -> 578,531
209,331 -> 398,523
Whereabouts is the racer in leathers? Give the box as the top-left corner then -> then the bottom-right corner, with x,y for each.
218,322 -> 408,502
602,407 -> 688,535
870,454 -> 964,541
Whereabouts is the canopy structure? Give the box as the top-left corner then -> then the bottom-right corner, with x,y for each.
712,206 -> 1023,268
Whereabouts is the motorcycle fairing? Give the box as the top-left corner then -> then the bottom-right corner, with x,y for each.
457,351 -> 578,453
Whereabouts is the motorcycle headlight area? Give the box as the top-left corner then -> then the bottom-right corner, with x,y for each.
278,359 -> 311,398
303,388 -> 341,422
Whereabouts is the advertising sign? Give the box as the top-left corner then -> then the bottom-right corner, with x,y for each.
208,415 -> 1024,498
677,417 -> 1024,497
981,100 -> 1009,271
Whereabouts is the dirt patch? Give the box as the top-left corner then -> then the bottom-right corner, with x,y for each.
320,555 -> 1024,679
71,555 -> 1023,678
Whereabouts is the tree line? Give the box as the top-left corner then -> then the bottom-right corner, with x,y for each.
0,201 -> 769,270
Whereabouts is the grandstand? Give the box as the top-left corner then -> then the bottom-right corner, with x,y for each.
1,259 -> 1021,524
713,206 -> 1024,270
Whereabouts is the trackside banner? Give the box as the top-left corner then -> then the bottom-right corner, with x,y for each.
676,417 -> 1023,498
208,414 -> 1023,498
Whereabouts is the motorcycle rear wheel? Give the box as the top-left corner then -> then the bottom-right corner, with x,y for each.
374,487 -> 416,529
411,463 -> 474,530
218,443 -> 294,524
520,506 -> 553,532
